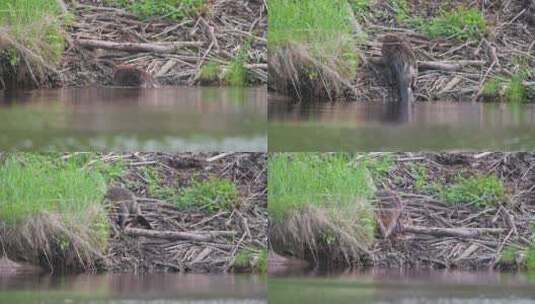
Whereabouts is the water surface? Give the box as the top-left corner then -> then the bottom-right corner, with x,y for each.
0,87 -> 266,151
0,273 -> 266,304
269,270 -> 535,304
269,96 -> 535,151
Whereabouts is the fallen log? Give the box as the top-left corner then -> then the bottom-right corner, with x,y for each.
403,225 -> 505,238
76,39 -> 204,54
417,60 -> 485,71
124,227 -> 236,242
370,57 -> 485,71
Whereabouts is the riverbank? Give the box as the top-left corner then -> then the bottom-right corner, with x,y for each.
0,152 -> 267,274
268,0 -> 535,102
0,0 -> 267,90
269,153 -> 535,271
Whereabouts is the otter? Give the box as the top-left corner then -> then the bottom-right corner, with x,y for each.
375,190 -> 403,239
104,186 -> 151,230
112,65 -> 159,88
381,34 -> 417,104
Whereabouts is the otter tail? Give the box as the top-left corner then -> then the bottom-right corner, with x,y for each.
399,81 -> 414,104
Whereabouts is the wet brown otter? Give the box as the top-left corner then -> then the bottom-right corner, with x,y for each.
104,186 -> 151,230
381,34 -> 417,104
112,65 -> 159,88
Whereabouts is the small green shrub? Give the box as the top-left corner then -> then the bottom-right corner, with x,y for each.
234,248 -> 267,273
500,245 -> 518,264
199,61 -> 221,83
526,247 -> 535,271
505,75 -> 527,103
439,174 -> 505,207
410,164 -> 428,192
109,0 -> 206,21
349,0 -> 370,12
415,7 -> 487,40
225,45 -> 249,86
175,178 -> 239,212
390,0 -> 410,23
482,79 -> 501,97
363,154 -> 394,181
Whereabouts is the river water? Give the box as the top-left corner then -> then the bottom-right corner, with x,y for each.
0,273 -> 266,304
269,96 -> 535,151
0,87 -> 266,151
269,270 -> 535,304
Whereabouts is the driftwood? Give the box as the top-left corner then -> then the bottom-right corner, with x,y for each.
76,39 -> 203,54
417,60 -> 486,71
124,227 -> 236,242
403,225 -> 505,238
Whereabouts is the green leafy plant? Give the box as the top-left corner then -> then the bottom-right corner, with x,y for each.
225,43 -> 250,86
415,7 -> 487,40
438,174 -> 505,207
108,0 -> 206,21
175,178 -> 239,212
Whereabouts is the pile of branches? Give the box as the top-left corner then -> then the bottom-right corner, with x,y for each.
353,0 -> 535,102
371,152 -> 535,270
61,0 -> 267,87
100,152 -> 267,273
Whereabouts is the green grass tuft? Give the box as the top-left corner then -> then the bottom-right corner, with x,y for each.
0,154 -> 111,225
0,0 -> 66,67
175,178 -> 239,212
438,174 -> 505,207
505,75 -> 527,103
234,248 -> 267,273
225,43 -> 249,87
268,0 -> 359,80
349,0 -> 371,12
199,61 -> 221,83
107,0 -> 206,21
482,79 -> 501,97
0,153 -> 125,270
268,153 -> 375,220
500,245 -> 518,264
526,247 -> 535,271
414,7 -> 487,40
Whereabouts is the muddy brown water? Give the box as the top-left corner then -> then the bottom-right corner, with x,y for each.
269,270 -> 535,304
269,95 -> 535,151
0,273 -> 266,304
0,87 -> 266,151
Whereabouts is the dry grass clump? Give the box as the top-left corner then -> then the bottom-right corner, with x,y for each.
271,203 -> 374,266
1,209 -> 108,273
268,0 -> 361,100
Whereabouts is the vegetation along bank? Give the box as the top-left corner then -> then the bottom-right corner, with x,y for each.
0,0 -> 267,90
0,152 -> 267,274
268,0 -> 535,102
269,153 -> 535,272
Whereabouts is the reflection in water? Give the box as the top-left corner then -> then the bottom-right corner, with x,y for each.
0,273 -> 266,304
269,270 -> 535,304
269,96 -> 535,151
0,87 -> 267,151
